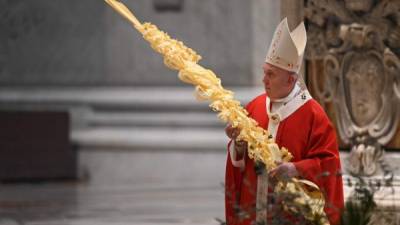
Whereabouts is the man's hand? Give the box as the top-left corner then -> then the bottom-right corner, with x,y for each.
269,162 -> 298,183
225,124 -> 240,139
225,124 -> 247,158
234,140 -> 247,157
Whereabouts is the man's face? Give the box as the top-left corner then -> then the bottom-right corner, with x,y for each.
262,63 -> 297,100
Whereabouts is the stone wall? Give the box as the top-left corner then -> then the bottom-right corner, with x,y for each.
0,0 -> 280,87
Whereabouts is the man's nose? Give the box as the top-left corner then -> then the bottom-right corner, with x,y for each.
263,75 -> 269,83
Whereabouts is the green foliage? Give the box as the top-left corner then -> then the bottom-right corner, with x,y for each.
341,159 -> 394,225
341,184 -> 376,225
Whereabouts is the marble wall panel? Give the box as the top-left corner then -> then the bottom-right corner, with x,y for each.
0,0 -> 283,87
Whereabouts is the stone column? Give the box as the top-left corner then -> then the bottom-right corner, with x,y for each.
280,0 -> 304,28
250,0 -> 281,87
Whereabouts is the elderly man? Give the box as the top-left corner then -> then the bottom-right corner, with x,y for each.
225,18 -> 344,225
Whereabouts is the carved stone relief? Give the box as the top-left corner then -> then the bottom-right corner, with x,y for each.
305,0 -> 400,176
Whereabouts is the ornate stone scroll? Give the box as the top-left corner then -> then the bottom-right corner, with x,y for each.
305,0 -> 400,176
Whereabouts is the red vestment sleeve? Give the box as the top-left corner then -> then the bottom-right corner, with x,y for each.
225,96 -> 261,225
226,140 -> 246,225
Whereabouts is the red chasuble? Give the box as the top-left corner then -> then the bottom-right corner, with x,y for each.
225,93 -> 344,225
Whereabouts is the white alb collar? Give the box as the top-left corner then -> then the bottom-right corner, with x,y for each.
266,83 -> 312,140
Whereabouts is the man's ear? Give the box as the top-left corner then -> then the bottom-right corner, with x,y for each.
287,73 -> 295,84
289,73 -> 299,84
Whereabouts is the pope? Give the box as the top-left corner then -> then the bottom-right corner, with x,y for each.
225,18 -> 344,225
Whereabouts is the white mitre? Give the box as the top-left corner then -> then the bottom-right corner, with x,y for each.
265,18 -> 307,74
